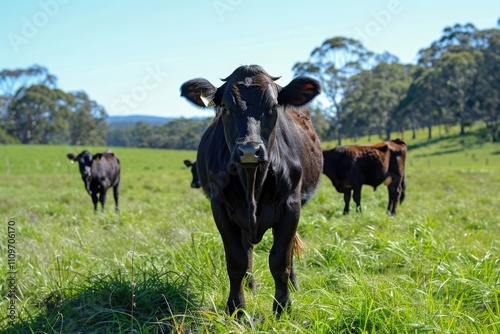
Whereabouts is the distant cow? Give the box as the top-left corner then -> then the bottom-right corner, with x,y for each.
67,150 -> 121,212
181,65 -> 322,317
183,159 -> 201,188
322,139 -> 407,215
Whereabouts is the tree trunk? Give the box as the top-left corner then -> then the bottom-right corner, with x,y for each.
411,114 -> 417,139
385,126 -> 391,141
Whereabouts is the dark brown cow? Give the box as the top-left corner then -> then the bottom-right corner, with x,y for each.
180,65 -> 322,317
322,139 -> 406,215
67,150 -> 121,212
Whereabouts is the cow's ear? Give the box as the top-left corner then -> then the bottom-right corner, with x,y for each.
184,159 -> 193,167
279,77 -> 321,106
67,153 -> 76,164
180,78 -> 218,107
94,153 -> 102,162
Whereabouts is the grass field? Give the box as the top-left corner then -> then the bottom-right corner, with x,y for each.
1,129 -> 499,333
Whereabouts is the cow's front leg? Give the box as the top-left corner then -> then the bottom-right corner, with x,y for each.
343,191 -> 351,214
387,186 -> 393,213
270,208 -> 299,317
213,206 -> 247,317
99,189 -> 107,212
243,237 -> 256,291
387,181 -> 401,215
113,183 -> 120,212
353,185 -> 362,212
91,193 -> 98,212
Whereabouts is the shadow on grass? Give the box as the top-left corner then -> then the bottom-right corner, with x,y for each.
4,268 -> 201,334
407,129 -> 489,149
412,148 -> 463,158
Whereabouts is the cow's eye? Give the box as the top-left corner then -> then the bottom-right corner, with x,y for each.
270,105 -> 278,115
219,105 -> 229,115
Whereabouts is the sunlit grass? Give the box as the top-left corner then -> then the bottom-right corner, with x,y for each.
0,136 -> 499,333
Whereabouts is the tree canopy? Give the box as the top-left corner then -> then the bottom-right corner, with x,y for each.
0,65 -> 107,145
295,21 -> 500,143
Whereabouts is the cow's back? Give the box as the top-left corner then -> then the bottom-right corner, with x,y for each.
287,109 -> 322,204
354,144 -> 390,188
92,152 -> 120,188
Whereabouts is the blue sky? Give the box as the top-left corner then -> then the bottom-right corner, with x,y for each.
1,0 -> 498,118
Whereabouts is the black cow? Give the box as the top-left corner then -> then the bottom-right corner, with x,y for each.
322,139 -> 407,215
181,65 -> 322,317
183,159 -> 201,188
67,150 -> 121,212
181,65 -> 322,316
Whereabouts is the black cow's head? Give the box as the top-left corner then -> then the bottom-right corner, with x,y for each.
67,150 -> 101,194
183,159 -> 201,188
181,65 -> 321,169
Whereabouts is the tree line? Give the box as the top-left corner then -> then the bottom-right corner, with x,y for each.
1,20 -> 499,148
106,118 -> 212,149
0,65 -> 107,145
294,21 -> 500,144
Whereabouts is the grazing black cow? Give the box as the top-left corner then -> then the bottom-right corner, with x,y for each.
180,65 -> 322,317
183,159 -> 201,188
67,150 -> 121,212
322,139 -> 407,215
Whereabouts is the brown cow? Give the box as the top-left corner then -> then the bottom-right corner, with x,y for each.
322,139 -> 406,215
180,65 -> 322,317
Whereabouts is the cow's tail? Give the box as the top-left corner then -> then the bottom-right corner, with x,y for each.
292,232 -> 306,258
399,177 -> 406,204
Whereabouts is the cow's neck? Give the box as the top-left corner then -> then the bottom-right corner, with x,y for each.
240,163 -> 269,243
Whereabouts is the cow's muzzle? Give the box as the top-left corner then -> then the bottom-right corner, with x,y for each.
236,143 -> 267,166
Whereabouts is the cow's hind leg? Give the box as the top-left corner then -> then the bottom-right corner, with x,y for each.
290,265 -> 299,291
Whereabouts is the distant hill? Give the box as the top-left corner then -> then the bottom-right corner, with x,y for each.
107,115 -> 174,128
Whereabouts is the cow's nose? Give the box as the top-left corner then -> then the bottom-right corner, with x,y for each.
237,143 -> 264,164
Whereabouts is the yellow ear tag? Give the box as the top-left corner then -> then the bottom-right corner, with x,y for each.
200,93 -> 215,107
70,160 -> 75,164
95,156 -> 101,162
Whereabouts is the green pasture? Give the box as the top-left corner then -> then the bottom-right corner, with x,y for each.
0,132 -> 499,333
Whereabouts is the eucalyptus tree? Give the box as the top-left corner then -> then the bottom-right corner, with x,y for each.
292,37 -> 377,145
6,84 -> 72,143
473,28 -> 500,141
70,91 -> 107,146
0,65 -> 57,116
343,61 -> 412,141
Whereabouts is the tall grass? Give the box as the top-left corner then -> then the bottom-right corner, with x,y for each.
0,137 -> 499,333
